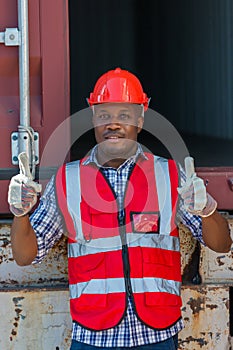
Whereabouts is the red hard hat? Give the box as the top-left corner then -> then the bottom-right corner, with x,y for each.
87,67 -> 149,111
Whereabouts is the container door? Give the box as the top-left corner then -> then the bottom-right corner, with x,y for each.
0,0 -> 70,214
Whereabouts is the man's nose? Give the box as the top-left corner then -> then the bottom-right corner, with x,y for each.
106,116 -> 121,128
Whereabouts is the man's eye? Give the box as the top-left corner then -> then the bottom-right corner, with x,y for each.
119,114 -> 130,120
97,114 -> 110,120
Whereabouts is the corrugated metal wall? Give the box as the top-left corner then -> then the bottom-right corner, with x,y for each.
70,0 -> 233,166
159,0 -> 233,139
69,0 -> 137,114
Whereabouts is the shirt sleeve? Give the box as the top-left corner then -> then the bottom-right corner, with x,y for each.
30,175 -> 65,264
177,165 -> 206,246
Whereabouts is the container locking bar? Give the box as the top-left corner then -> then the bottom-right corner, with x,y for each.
0,0 -> 39,178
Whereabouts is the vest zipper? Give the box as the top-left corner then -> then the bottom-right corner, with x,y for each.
119,214 -> 133,297
99,167 -> 135,298
118,163 -> 137,298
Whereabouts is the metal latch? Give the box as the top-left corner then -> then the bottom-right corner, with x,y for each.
0,28 -> 21,46
11,131 -> 39,165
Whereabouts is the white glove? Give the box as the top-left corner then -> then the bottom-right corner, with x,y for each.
177,157 -> 217,217
8,152 -> 42,217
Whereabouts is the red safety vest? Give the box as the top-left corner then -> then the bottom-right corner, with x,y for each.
56,153 -> 182,331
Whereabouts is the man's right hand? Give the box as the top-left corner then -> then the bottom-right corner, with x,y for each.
8,152 -> 42,217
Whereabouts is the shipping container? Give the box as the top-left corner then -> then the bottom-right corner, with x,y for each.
0,0 -> 233,349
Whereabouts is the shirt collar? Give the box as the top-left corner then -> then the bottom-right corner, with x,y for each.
82,143 -> 148,168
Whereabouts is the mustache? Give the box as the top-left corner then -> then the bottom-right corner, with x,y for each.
102,131 -> 125,138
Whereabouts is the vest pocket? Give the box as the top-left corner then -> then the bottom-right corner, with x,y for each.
76,252 -> 106,279
142,247 -> 174,267
72,253 -> 107,307
89,207 -> 118,237
141,248 -> 181,307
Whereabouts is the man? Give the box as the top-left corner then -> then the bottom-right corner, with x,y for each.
9,68 -> 232,350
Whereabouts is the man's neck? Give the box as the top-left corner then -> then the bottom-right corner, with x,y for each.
96,144 -> 138,169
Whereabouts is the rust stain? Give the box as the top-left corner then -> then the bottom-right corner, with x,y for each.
187,297 -> 204,315
182,241 -> 202,285
10,297 -> 25,342
179,336 -> 208,348
216,256 -> 226,266
0,236 -> 10,248
206,303 -> 218,310
0,253 -> 14,265
0,233 -> 14,265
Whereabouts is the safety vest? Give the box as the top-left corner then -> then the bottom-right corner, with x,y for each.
55,152 -> 182,331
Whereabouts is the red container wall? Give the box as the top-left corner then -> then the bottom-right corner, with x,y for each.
0,0 -> 70,214
197,168 -> 233,211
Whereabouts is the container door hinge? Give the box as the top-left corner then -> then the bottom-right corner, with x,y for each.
0,28 -> 21,46
11,130 -> 39,166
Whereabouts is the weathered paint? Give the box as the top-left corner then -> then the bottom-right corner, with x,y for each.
179,223 -> 202,285
0,287 -> 230,350
200,216 -> 233,283
0,289 -> 71,350
180,285 -> 230,350
0,217 -> 233,349
0,223 -> 68,287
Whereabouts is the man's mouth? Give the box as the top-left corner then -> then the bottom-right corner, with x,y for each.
105,136 -> 123,143
104,133 -> 124,141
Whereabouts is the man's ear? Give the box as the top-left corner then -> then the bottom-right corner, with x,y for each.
137,116 -> 144,134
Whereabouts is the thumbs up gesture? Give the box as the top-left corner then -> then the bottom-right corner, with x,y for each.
8,152 -> 42,217
178,157 -> 217,217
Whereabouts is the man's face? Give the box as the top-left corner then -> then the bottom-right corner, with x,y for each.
92,103 -> 144,167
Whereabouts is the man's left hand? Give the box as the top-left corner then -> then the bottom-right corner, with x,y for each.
177,157 -> 217,217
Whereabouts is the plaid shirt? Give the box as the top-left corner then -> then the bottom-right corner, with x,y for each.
30,145 -> 203,347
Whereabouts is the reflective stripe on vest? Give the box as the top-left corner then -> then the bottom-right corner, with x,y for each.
68,233 -> 180,258
154,156 -> 172,234
70,277 -> 181,299
66,161 -> 83,240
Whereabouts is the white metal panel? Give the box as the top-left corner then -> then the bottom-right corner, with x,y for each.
0,289 -> 72,350
200,216 -> 233,283
0,223 -> 67,286
0,218 -> 232,349
180,285 -> 230,349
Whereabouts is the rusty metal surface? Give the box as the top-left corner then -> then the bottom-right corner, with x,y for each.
0,223 -> 68,287
0,219 -> 232,349
200,216 -> 233,283
0,223 -> 70,349
179,223 -> 202,285
0,287 -> 230,350
178,217 -> 233,349
0,289 -> 71,350
180,285 -> 230,350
